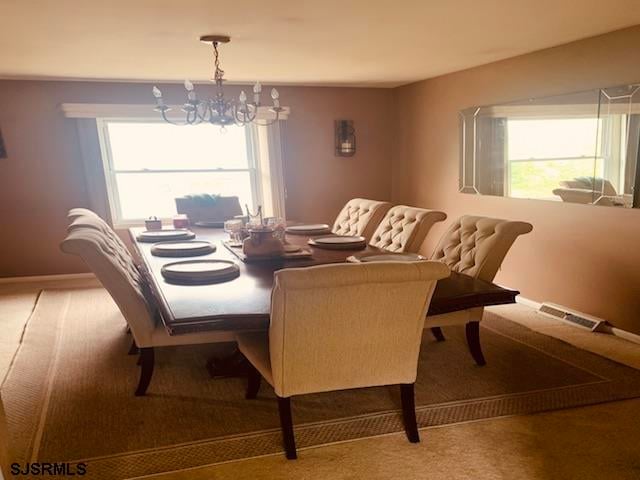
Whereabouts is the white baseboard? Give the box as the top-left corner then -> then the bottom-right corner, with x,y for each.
0,273 -> 96,284
515,295 -> 640,345
515,296 -> 542,310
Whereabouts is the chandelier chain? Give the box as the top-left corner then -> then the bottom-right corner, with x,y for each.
212,42 -> 225,84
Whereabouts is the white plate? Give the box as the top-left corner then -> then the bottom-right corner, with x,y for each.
161,260 -> 239,284
285,224 -> 331,234
137,229 -> 195,242
313,235 -> 365,245
359,253 -> 425,263
308,235 -> 367,250
151,240 -> 216,257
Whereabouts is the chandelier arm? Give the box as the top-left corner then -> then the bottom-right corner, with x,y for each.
159,109 -> 187,126
249,108 -> 281,127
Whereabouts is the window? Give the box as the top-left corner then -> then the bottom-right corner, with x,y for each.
98,120 -> 260,225
506,118 -> 605,199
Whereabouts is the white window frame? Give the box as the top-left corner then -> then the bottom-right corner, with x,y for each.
96,117 -> 262,228
504,116 -> 613,198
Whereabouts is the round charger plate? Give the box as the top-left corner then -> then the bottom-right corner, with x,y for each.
161,259 -> 240,284
137,229 -> 195,243
285,224 -> 331,235
195,221 -> 225,228
308,235 -> 367,250
151,240 -> 216,258
349,253 -> 426,263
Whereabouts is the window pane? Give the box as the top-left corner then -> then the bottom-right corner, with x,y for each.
114,172 -> 254,219
106,122 -> 249,170
509,158 -> 600,199
507,118 -> 600,160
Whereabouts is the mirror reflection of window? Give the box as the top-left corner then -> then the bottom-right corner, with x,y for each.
506,117 -> 603,200
460,84 -> 640,208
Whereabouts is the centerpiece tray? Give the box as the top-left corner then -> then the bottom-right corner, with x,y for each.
222,241 -> 313,263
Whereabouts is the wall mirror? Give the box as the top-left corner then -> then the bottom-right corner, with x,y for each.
460,84 -> 640,208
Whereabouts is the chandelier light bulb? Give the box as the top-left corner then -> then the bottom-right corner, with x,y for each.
184,79 -> 196,101
271,88 -> 280,108
239,91 -> 247,103
253,82 -> 262,94
152,86 -> 162,98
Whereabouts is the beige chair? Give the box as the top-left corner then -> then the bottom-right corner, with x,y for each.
175,194 -> 242,223
236,261 -> 450,459
60,209 -> 236,396
369,205 -> 447,253
427,215 -> 533,365
332,198 -> 392,240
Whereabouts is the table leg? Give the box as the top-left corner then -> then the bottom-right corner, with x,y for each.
206,348 -> 250,378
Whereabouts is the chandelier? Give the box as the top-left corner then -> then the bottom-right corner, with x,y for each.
152,35 -> 283,127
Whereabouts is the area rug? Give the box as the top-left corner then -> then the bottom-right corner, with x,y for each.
3,288 -> 640,479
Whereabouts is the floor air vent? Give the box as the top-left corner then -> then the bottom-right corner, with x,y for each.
538,302 -> 608,332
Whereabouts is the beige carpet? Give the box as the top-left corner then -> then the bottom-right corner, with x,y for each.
144,399 -> 640,480
0,291 -> 38,385
3,288 -> 640,480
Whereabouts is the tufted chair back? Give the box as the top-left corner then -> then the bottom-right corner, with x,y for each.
67,214 -> 139,276
369,206 -> 447,253
61,214 -> 157,347
269,261 -> 450,397
332,198 -> 392,240
431,215 -> 533,282
68,207 -> 102,221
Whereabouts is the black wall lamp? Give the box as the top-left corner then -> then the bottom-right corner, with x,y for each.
335,120 -> 356,157
0,127 -> 7,159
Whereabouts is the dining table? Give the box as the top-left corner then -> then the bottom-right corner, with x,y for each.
130,226 -> 520,339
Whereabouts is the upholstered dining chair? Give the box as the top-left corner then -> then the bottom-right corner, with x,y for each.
369,205 -> 447,253
426,215 -> 533,365
175,194 -> 243,223
332,198 -> 392,240
60,210 -> 236,396
236,261 -> 450,459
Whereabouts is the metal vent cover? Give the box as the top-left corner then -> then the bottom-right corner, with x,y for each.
538,302 -> 607,332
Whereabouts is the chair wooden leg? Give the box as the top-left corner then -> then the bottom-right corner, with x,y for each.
128,339 -> 139,355
277,396 -> 297,459
400,384 -> 420,443
430,327 -> 445,342
465,321 -> 486,366
135,348 -> 155,396
246,364 -> 261,399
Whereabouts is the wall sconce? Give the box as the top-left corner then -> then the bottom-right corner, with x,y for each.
0,128 -> 6,159
335,120 -> 356,157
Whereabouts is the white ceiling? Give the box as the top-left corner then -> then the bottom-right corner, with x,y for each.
1,0 -> 639,87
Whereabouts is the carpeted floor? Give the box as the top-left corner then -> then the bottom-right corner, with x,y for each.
2,288 -> 640,480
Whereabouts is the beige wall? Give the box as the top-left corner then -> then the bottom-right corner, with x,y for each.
393,26 -> 640,334
2,26 -> 640,334
0,81 -> 393,276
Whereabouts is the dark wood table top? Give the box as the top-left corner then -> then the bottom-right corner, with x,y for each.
130,227 -> 519,335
